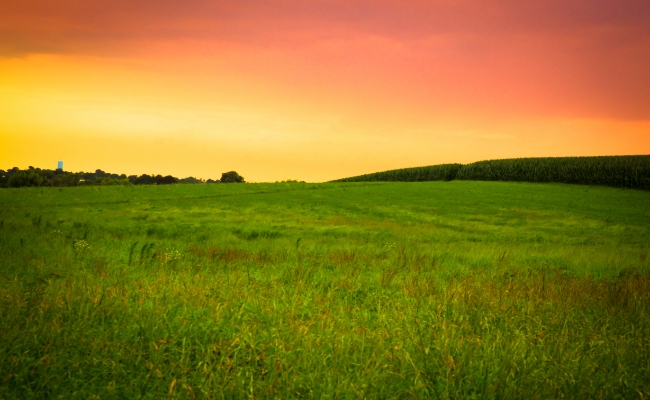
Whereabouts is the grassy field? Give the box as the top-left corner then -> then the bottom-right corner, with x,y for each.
1,181 -> 649,398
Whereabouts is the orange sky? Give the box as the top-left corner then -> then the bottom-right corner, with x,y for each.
1,0 -> 649,181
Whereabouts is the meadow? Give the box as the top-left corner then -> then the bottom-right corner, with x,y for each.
0,181 -> 649,398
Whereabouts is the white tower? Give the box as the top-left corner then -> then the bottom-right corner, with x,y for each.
57,160 -> 63,170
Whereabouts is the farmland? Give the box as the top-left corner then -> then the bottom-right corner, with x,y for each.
1,181 -> 649,398
334,155 -> 650,191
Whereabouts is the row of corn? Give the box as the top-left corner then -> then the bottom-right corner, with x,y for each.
332,155 -> 650,190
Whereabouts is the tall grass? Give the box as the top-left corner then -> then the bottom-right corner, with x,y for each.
1,182 -> 649,398
332,155 -> 650,190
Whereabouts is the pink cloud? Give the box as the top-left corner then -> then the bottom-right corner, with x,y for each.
3,0 -> 648,52
2,0 -> 649,120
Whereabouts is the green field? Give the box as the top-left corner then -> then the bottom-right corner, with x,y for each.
1,182 -> 649,398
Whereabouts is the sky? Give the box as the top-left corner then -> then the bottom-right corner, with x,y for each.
1,0 -> 649,182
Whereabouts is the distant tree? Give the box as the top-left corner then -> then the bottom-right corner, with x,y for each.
220,171 -> 245,183
179,176 -> 203,184
77,171 -> 98,184
134,174 -> 154,185
154,175 -> 178,185
51,172 -> 80,187
7,170 -> 45,187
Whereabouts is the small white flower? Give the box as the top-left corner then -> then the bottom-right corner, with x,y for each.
162,249 -> 181,263
73,239 -> 92,252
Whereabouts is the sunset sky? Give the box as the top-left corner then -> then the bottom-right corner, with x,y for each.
1,0 -> 649,181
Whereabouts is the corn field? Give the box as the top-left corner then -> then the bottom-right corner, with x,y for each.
333,163 -> 463,183
333,155 -> 650,190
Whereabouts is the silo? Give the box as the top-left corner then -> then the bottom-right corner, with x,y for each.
57,160 -> 64,170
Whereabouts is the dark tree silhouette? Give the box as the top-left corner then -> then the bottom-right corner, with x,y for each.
7,170 -> 44,187
220,171 -> 245,183
154,175 -> 178,185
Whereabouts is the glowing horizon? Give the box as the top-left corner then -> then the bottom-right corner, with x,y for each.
1,0 -> 649,181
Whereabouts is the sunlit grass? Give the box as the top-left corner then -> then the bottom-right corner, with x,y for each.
1,181 -> 649,398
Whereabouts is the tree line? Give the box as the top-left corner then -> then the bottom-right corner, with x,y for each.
0,167 -> 245,188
